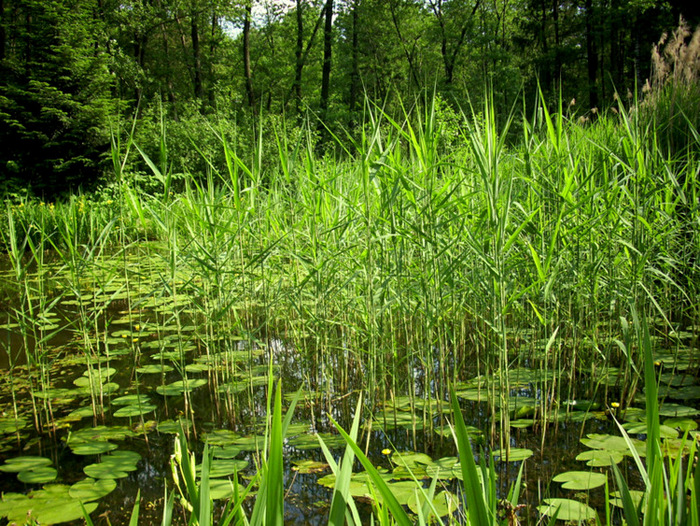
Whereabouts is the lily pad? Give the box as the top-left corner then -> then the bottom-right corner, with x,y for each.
553,471 -> 607,490
69,477 -> 117,501
407,490 -> 459,518
84,450 -> 141,479
492,448 -> 533,462
136,364 -> 174,374
538,498 -> 598,522
197,459 -> 248,478
575,449 -> 624,467
292,460 -> 329,474
70,440 -> 118,456
206,479 -> 246,500
0,456 -> 52,473
113,403 -> 157,418
156,378 -> 208,396
290,433 -> 346,450
17,466 -> 58,484
0,486 -> 98,524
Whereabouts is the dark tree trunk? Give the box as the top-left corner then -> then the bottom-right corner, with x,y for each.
0,0 -> 6,61
243,1 -> 255,109
319,0 -> 333,117
585,0 -> 598,108
349,0 -> 360,118
293,0 -> 303,110
191,8 -> 202,100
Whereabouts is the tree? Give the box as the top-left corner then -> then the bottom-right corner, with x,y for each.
0,0 -> 114,197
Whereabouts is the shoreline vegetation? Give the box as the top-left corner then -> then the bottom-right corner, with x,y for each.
1,19 -> 700,526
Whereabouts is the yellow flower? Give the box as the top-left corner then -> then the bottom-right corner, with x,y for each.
381,448 -> 392,456
611,402 -> 620,408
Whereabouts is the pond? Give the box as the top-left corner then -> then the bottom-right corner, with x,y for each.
0,246 -> 698,525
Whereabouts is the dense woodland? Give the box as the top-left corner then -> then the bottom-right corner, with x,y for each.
0,0 -> 698,197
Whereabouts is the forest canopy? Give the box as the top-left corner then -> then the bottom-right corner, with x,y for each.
0,0 -> 698,197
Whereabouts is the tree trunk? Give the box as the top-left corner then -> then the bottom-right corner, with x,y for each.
319,0 -> 333,118
293,0 -> 303,110
243,1 -> 255,109
585,0 -> 598,109
349,0 -> 360,118
191,8 -> 202,100
0,0 -> 6,61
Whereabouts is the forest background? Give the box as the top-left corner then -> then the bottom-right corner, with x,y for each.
0,0 -> 699,197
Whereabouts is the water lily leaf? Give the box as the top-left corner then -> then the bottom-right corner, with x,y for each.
185,363 -> 211,373
69,477 -> 117,502
205,429 -> 240,446
17,466 -> 57,484
68,425 -> 134,442
292,460 -> 328,474
158,419 -> 192,434
0,456 -> 52,472
70,440 -> 118,456
113,403 -> 157,417
575,449 -> 624,467
289,433 -> 345,450
73,368 -> 116,387
622,422 -> 679,438
580,434 -> 646,456
407,490 -> 459,518
553,471 -> 607,490
0,416 -> 29,434
197,459 -> 248,478
0,486 -> 98,525
206,479 -> 246,500
111,394 -> 151,406
136,364 -> 174,374
156,378 -> 208,396
212,445 -> 241,459
374,411 -> 425,430
609,490 -> 646,510
538,498 -> 598,522
492,448 -> 533,462
391,451 -> 433,468
509,419 -> 534,428
83,450 -> 141,479
658,403 -> 700,418
663,418 -> 698,431
66,405 -> 95,421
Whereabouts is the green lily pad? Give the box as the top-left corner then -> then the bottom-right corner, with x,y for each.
212,445 -> 241,459
206,479 -> 246,500
136,364 -> 174,374
0,456 -> 52,473
663,418 -> 698,431
158,419 -> 192,434
553,471 -> 607,490
205,429 -> 240,446
156,378 -> 208,396
658,404 -> 700,418
69,477 -> 117,501
391,451 -> 433,468
622,422 -> 679,438
575,449 -> 624,467
290,433 -> 346,450
113,403 -> 157,418
0,416 -> 29,434
0,486 -> 98,524
538,498 -> 598,522
17,466 -> 58,484
84,450 -> 141,479
292,460 -> 329,474
111,394 -> 151,406
197,459 -> 248,478
609,490 -> 647,510
70,440 -> 118,456
492,448 -> 533,462
407,490 -> 459,518
580,434 -> 646,456
68,425 -> 135,442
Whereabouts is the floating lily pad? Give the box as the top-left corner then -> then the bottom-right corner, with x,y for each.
293,460 -> 329,474
580,434 -> 646,456
197,459 -> 248,478
156,378 -> 208,396
290,433 -> 346,450
206,479 -> 246,500
664,418 -> 698,431
538,498 -> 598,522
609,490 -> 647,510
407,490 -> 459,518
17,466 -> 58,484
0,416 -> 29,434
553,471 -> 607,490
622,422 -> 679,438
136,364 -> 174,374
68,425 -> 134,442
84,450 -> 141,479
70,440 -> 118,456
0,456 -> 52,473
113,403 -> 157,418
158,419 -> 192,434
391,451 -> 433,468
66,405 -> 95,421
492,448 -> 533,462
0,485 -> 98,524
575,449 -> 624,467
69,477 -> 117,501
111,394 -> 151,406
658,404 -> 700,418
212,445 -> 241,459
205,429 -> 240,446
